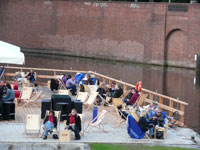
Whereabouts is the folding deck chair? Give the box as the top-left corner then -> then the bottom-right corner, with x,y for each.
0,66 -> 5,80
77,92 -> 89,103
24,114 -> 41,137
23,91 -> 43,106
112,106 -> 128,128
84,92 -> 99,108
17,87 -> 33,105
42,110 -> 61,136
84,109 -> 107,134
137,94 -> 148,107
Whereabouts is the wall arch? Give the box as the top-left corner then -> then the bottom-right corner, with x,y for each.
164,29 -> 187,66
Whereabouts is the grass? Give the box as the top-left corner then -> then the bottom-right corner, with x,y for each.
89,143 -> 197,150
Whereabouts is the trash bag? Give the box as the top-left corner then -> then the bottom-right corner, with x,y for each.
53,134 -> 59,139
156,131 -> 163,139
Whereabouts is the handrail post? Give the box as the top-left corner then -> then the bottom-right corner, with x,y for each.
180,104 -> 185,123
54,70 -> 56,77
149,93 -> 153,100
169,100 -> 174,116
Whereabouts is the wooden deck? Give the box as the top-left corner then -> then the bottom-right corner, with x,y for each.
0,86 -> 116,124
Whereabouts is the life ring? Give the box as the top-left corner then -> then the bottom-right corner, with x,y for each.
135,81 -> 142,92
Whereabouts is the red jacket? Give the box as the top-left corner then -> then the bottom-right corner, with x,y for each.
129,93 -> 140,105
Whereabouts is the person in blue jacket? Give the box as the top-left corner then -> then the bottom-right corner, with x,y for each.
3,83 -> 15,102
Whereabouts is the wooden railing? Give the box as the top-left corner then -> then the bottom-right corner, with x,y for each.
3,66 -> 188,125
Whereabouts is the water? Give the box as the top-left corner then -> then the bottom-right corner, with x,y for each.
23,53 -> 200,133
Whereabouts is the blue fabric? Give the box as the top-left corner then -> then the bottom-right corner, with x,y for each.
0,66 -> 5,78
91,78 -> 97,85
92,106 -> 98,123
44,121 -> 54,136
75,73 -> 84,84
127,114 -> 145,139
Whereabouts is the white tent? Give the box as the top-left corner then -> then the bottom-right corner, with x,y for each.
0,41 -> 25,65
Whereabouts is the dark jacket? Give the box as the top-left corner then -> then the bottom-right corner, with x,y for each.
124,92 -> 133,100
26,72 -> 35,81
129,93 -> 140,105
138,117 -> 153,132
149,113 -> 164,126
113,88 -> 123,98
97,88 -> 106,97
66,115 -> 81,131
43,115 -> 58,128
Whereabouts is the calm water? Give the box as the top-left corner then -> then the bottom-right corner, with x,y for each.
23,53 -> 200,133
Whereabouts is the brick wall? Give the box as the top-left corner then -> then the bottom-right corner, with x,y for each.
0,0 -> 200,68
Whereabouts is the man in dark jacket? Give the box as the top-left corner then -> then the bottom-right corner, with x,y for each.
149,110 -> 165,127
113,85 -> 123,98
66,109 -> 81,140
43,110 -> 57,140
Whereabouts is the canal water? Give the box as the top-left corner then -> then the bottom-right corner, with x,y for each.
24,53 -> 200,134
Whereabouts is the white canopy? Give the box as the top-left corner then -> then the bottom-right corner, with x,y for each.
0,41 -> 25,65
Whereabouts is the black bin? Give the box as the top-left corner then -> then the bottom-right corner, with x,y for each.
71,99 -> 83,114
55,102 -> 70,121
51,94 -> 71,110
3,102 -> 15,120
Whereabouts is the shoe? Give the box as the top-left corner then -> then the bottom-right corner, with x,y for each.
43,136 -> 47,140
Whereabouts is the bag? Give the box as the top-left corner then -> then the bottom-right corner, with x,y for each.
53,134 -> 59,139
156,131 -> 163,139
59,130 -> 71,142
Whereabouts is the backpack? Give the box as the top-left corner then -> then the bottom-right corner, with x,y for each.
53,134 -> 59,139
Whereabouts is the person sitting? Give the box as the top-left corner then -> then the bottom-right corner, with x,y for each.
143,101 -> 159,112
109,82 -> 117,97
113,85 -> 123,98
0,81 -> 6,100
123,88 -> 140,105
124,88 -> 134,100
13,71 -> 23,83
96,83 -> 106,105
117,105 -> 128,120
87,73 -> 94,85
138,110 -> 154,137
149,109 -> 165,127
2,83 -> 15,102
43,110 -> 57,140
65,75 -> 77,96
66,109 -> 81,140
26,70 -> 35,84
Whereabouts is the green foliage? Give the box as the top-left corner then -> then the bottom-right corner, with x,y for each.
89,143 -> 197,150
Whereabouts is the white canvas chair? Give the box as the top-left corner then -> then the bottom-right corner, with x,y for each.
23,91 -> 43,106
42,110 -> 61,136
24,114 -> 41,137
84,109 -> 107,134
84,92 -> 99,107
88,85 -> 99,93
112,106 -> 127,128
76,92 -> 89,103
57,89 -> 70,95
17,87 -> 33,105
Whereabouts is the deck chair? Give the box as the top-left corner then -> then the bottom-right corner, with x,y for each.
112,106 -> 127,128
0,66 -> 5,80
120,90 -> 130,99
57,89 -> 70,95
24,114 -> 41,137
112,98 -> 125,108
77,92 -> 89,103
84,92 -> 98,107
88,85 -> 99,93
42,111 -> 61,137
18,87 -> 33,104
23,91 -> 43,106
84,109 -> 107,134
137,94 -> 148,106
57,78 -> 67,90
83,84 -> 91,94
154,119 -> 168,139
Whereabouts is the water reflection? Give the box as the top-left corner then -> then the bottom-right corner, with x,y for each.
24,53 -> 200,133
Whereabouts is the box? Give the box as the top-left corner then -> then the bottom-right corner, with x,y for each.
59,130 -> 71,142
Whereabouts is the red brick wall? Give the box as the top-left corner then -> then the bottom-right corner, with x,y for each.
0,0 -> 199,68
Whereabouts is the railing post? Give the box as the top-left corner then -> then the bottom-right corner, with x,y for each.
159,97 -> 163,104
123,85 -> 127,91
180,104 -> 185,123
169,100 -> 174,116
102,77 -> 106,84
149,93 -> 153,100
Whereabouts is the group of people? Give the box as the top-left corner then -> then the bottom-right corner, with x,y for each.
43,109 -> 81,140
